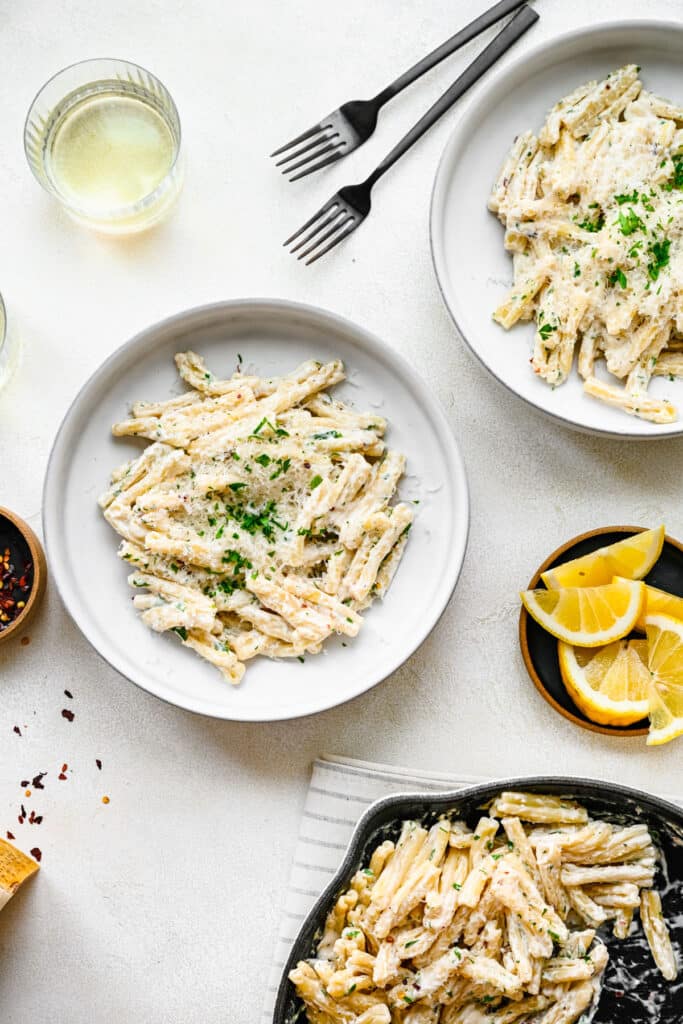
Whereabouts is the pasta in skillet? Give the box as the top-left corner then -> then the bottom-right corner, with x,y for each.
99,353 -> 413,685
490,65 -> 683,424
290,791 -> 678,1023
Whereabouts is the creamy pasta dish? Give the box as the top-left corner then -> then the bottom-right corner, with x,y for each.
99,353 -> 412,684
490,65 -> 683,424
290,791 -> 678,1023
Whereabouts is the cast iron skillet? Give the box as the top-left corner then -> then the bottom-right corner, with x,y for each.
273,777 -> 683,1023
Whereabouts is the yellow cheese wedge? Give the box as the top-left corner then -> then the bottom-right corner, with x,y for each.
0,838 -> 39,910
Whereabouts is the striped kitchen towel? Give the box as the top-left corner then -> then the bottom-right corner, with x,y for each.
262,754 -> 486,1021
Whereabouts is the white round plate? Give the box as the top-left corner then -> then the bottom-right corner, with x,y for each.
431,20 -> 683,439
43,300 -> 469,721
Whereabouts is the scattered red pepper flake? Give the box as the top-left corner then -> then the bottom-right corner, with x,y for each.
64,689 -> 73,699
58,772 -> 67,781
6,831 -> 15,841
20,635 -> 30,646
61,708 -> 75,722
30,847 -> 42,863
32,772 -> 46,790
20,779 -> 29,788
101,795 -> 110,805
13,725 -> 21,736
24,789 -> 31,798
95,759 -> 102,771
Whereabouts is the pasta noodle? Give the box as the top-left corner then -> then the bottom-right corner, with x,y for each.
490,65 -> 683,423
290,791 -> 678,1024
99,353 -> 413,684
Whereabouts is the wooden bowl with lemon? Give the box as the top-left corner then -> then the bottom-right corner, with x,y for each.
520,526 -> 683,743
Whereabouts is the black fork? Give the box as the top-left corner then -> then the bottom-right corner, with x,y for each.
284,4 -> 539,264
270,0 -> 530,181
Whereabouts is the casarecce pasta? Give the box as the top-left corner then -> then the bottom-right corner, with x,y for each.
290,791 -> 678,1024
489,65 -> 683,424
99,353 -> 413,685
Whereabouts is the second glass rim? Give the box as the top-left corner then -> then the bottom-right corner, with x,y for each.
23,56 -> 183,221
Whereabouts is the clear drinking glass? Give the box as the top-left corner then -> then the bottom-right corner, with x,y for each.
24,59 -> 183,234
0,294 -> 19,393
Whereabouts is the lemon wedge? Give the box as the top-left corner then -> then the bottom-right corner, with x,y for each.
0,838 -> 39,912
558,639 -> 650,726
634,583 -> 683,633
521,579 -> 644,647
645,612 -> 683,745
541,526 -> 664,590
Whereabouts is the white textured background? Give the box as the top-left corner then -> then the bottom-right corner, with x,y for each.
1,1 -> 682,1020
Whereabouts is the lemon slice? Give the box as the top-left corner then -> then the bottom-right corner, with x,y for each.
645,612 -> 683,745
541,526 -> 665,590
0,838 -> 39,912
558,639 -> 650,725
520,579 -> 644,647
634,583 -> 683,633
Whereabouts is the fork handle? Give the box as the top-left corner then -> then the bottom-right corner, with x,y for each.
365,5 -> 539,189
373,0 -> 531,106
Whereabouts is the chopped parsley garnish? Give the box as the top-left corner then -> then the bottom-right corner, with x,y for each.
577,211 -> 604,232
228,481 -> 247,492
172,627 -> 187,641
254,453 -> 271,467
614,189 -> 639,205
269,457 -> 291,480
617,207 -> 645,236
647,237 -> 671,281
573,262 -> 581,277
662,153 -> 683,191
608,267 -> 628,289
538,322 -> 558,341
310,474 -> 323,490
548,930 -> 560,943
313,429 -> 343,440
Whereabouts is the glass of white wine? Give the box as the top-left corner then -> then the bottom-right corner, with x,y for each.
24,59 -> 183,234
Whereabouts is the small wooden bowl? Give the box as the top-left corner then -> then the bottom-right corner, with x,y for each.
519,525 -> 683,738
0,507 -> 47,645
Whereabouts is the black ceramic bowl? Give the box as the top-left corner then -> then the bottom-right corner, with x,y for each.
520,526 -> 683,738
273,777 -> 683,1024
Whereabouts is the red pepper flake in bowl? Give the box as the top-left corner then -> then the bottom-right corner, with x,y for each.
0,541 -> 33,632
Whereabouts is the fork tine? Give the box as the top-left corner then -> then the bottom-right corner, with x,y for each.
290,207 -> 346,253
298,213 -> 356,261
283,198 -> 340,247
305,218 -> 358,265
270,122 -> 332,158
281,141 -> 346,176
275,132 -> 339,167
289,150 -> 346,182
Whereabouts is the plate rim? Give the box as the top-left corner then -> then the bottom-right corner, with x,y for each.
430,17 -> 683,441
273,774 -> 683,1021
42,297 -> 470,721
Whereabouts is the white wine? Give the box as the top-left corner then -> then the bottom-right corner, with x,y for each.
25,61 -> 182,234
48,92 -> 175,212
